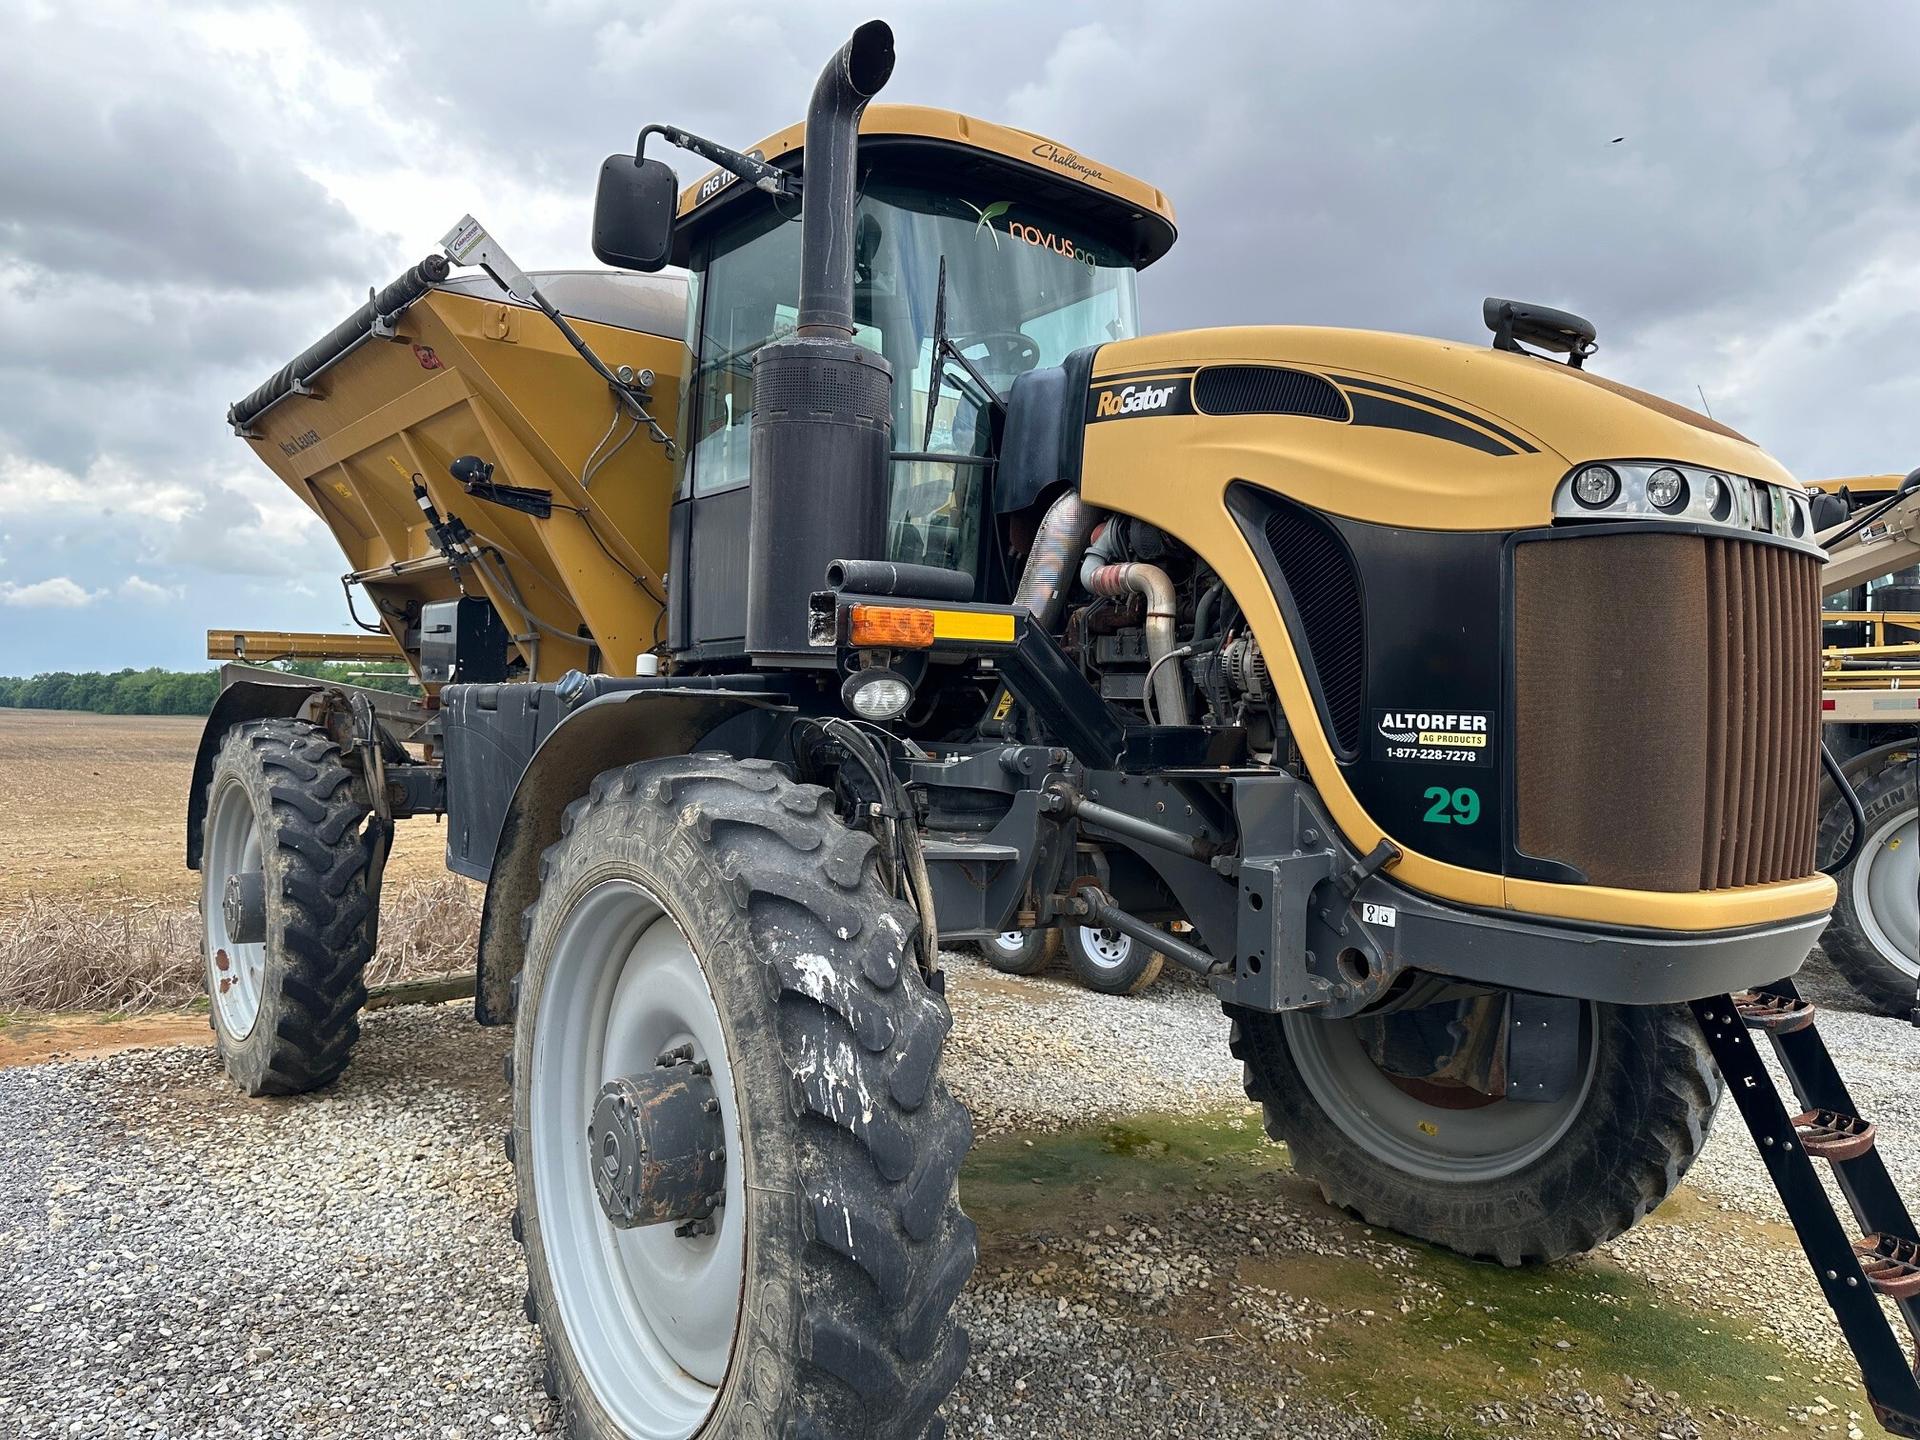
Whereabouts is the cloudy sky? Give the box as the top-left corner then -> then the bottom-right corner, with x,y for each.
2,1 -> 1915,674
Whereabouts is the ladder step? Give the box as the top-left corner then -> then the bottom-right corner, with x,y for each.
1854,1233 -> 1920,1300
1732,988 -> 1818,1034
1794,1108 -> 1880,1162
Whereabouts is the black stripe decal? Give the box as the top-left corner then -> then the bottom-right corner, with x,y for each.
1088,365 -> 1198,385
1329,375 -> 1539,453
1345,392 -> 1520,456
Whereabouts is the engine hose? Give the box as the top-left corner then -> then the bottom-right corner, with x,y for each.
1818,740 -> 1869,876
1015,491 -> 1102,629
1192,580 -> 1224,643
1084,560 -> 1188,725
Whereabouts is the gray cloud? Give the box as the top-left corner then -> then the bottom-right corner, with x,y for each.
2,0 -> 1917,674
0,16 -> 380,293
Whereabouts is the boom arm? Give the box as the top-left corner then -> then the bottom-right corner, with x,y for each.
1820,486 -> 1920,597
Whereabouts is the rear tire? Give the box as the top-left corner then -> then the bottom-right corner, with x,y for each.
1818,752 -> 1919,1017
509,755 -> 974,1440
198,719 -> 377,1096
1229,997 -> 1720,1264
972,926 -> 1059,976
1061,921 -> 1165,996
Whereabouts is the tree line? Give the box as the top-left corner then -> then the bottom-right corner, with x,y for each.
0,662 -> 418,716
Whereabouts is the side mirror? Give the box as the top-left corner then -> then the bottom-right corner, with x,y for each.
592,155 -> 678,272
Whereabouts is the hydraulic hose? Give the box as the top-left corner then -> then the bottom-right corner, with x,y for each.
1818,740 -> 1869,876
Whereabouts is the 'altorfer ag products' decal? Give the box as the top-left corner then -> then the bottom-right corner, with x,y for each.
1372,708 -> 1492,767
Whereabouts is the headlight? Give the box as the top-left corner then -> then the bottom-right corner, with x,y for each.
843,668 -> 913,721
1645,467 -> 1687,510
1552,461 -> 1820,551
1572,464 -> 1619,508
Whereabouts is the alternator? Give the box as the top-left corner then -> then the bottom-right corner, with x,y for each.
1222,634 -> 1269,701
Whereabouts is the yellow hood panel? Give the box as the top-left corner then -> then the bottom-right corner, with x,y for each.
1091,327 -> 1795,530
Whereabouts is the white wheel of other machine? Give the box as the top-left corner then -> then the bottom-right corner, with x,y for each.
1061,920 -> 1166,996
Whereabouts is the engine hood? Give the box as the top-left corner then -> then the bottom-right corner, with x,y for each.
1086,326 -> 1795,531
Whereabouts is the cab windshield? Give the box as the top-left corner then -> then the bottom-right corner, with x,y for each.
686,180 -> 1140,578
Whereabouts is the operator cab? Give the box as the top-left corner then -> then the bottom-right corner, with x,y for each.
662,106 -> 1177,662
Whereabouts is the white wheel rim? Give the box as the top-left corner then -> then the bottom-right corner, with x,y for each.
1282,1002 -> 1600,1182
1079,926 -> 1132,969
203,776 -> 266,1039
991,930 -> 1027,954
1853,808 -> 1919,980
530,879 -> 745,1439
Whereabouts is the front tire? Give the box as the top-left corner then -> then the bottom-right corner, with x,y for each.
1230,997 -> 1720,1264
1818,752 -> 1919,1017
509,756 -> 974,1440
198,719 -> 377,1096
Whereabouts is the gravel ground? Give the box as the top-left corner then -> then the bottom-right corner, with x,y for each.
0,947 -> 1912,1439
943,958 -> 1241,1137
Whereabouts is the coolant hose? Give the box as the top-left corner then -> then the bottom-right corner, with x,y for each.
1082,559 -> 1189,725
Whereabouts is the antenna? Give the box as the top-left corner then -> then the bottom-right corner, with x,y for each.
1696,385 -> 1715,419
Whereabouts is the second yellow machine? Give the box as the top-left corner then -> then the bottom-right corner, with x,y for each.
194,21 -> 1919,1439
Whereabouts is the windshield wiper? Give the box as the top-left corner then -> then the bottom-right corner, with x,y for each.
920,255 -> 1006,449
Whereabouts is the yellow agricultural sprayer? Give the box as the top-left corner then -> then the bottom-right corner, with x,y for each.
190,21 -> 1919,1437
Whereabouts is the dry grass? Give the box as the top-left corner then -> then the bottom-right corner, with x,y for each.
0,876 -> 481,1014
0,709 -> 483,1013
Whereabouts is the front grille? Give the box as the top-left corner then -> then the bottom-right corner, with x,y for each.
1514,533 -> 1821,891
1194,365 -> 1350,420
1262,498 -> 1366,754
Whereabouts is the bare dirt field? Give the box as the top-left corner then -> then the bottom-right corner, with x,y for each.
0,708 -> 474,1011
0,708 -> 449,902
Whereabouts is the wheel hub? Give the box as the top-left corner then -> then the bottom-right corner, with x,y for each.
1084,926 -> 1130,965
588,1051 -> 727,1232
221,870 -> 267,946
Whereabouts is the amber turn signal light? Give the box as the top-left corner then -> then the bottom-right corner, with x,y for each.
847,604 -> 936,649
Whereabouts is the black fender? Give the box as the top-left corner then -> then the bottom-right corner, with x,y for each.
1831,735 -> 1916,785
473,688 -> 789,1025
185,679 -> 324,869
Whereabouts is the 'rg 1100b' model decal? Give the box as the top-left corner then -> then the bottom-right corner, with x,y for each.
1372,707 -> 1492,767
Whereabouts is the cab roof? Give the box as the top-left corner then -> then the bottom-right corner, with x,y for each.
672,104 -> 1178,269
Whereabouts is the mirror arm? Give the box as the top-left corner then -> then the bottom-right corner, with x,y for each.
641,124 -> 799,199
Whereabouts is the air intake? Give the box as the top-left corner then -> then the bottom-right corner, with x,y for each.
1513,532 -> 1821,890
1261,498 -> 1366,754
1194,366 -> 1349,421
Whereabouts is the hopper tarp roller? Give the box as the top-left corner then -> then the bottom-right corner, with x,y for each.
227,253 -> 451,431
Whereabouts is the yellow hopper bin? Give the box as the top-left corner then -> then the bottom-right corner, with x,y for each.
229,261 -> 688,681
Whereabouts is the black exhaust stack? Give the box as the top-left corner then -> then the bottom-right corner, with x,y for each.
746,20 -> 897,665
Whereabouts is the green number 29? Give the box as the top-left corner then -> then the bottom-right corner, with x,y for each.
1422,786 -> 1481,825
